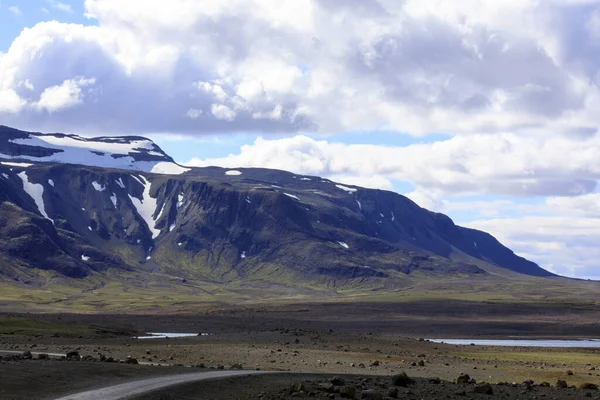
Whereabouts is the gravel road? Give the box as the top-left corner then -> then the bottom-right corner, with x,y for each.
53,370 -> 275,400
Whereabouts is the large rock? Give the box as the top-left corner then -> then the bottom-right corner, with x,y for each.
66,351 -> 80,361
580,383 -> 598,390
330,377 -> 346,386
474,383 -> 493,395
456,374 -> 471,384
391,372 -> 413,387
556,380 -> 568,389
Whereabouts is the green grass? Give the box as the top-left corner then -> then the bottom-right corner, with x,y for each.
0,316 -> 103,336
454,350 -> 600,365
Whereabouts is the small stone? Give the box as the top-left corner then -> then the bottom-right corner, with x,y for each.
340,386 -> 356,398
360,389 -> 382,400
319,383 -> 335,393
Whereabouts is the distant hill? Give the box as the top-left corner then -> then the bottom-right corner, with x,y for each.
0,125 -> 554,296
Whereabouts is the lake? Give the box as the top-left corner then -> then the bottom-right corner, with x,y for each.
428,339 -> 600,348
135,332 -> 211,339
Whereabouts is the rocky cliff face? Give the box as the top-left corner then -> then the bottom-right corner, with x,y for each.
0,126 -> 553,290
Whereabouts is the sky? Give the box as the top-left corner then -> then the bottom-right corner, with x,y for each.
1,1 -> 600,279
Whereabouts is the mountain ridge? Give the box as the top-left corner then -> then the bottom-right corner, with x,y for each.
0,125 -> 555,298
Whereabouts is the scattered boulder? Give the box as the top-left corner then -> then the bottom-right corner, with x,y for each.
391,372 -> 413,387
340,386 -> 356,398
319,383 -> 335,393
331,377 -> 346,386
580,383 -> 599,391
456,374 -> 471,385
21,350 -> 33,360
474,383 -> 493,395
567,370 -> 574,376
428,377 -> 441,384
387,387 -> 398,398
370,360 -> 380,366
556,380 -> 568,389
37,353 -> 49,360
125,357 -> 139,364
230,363 -> 244,370
66,351 -> 80,361
417,360 -> 425,367
361,389 -> 383,400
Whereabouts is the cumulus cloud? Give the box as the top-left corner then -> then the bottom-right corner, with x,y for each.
186,133 -> 600,198
466,217 -> 600,280
35,77 -> 96,113
1,0 -> 600,135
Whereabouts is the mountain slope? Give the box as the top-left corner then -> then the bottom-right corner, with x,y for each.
0,126 -> 554,296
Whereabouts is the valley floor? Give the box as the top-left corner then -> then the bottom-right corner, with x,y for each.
1,300 -> 600,399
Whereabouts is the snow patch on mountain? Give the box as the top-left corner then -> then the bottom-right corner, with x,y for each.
3,134 -> 189,175
81,255 -> 90,262
2,173 -> 9,179
337,241 -> 349,249
225,170 -> 242,176
284,193 -> 299,200
1,161 -> 32,168
48,179 -> 55,187
336,184 -> 357,193
115,178 -> 126,189
150,162 -> 190,175
110,193 -> 117,208
18,171 -> 52,223
92,181 -> 106,192
128,175 -> 162,239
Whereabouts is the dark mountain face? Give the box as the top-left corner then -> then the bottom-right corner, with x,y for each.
0,126 -> 553,290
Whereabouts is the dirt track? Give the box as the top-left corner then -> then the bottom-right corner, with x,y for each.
1,301 -> 599,399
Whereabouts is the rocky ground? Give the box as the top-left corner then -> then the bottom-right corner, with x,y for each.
135,373 -> 600,400
1,301 -> 599,399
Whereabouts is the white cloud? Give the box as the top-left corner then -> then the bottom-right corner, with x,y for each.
186,133 -> 600,198
0,0 -> 599,135
210,104 -> 236,121
35,77 -> 96,113
0,89 -> 26,113
186,109 -> 202,119
47,0 -> 73,13
8,5 -> 22,15
466,216 -> 600,280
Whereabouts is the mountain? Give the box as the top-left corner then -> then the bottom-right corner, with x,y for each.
0,125 -> 554,297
